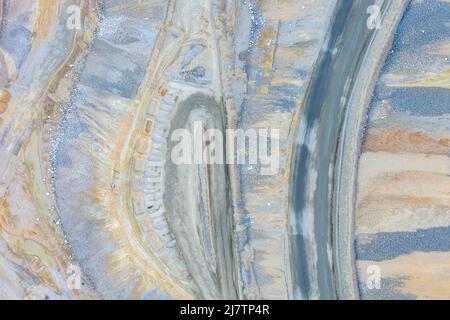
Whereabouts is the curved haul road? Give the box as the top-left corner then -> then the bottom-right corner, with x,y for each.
289,0 -> 390,300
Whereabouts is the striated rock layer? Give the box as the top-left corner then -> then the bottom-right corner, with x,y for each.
0,0 -> 337,299
1,0 -> 447,300
355,0 -> 450,300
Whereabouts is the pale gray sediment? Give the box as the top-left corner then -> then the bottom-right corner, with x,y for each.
164,93 -> 237,299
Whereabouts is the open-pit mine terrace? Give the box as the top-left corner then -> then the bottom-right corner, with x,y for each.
0,0 -> 448,300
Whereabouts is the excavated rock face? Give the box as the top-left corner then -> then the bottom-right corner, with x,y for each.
0,0 -> 447,300
0,0 -> 337,300
355,0 -> 450,300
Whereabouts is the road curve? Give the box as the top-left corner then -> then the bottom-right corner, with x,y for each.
288,0 -> 390,300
